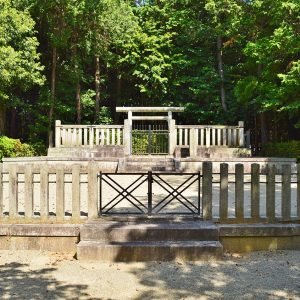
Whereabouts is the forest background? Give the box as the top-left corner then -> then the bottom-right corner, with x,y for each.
0,0 -> 299,157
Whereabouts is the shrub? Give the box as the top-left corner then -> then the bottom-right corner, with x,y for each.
0,136 -> 36,161
261,140 -> 300,162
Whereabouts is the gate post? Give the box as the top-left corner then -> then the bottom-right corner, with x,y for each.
169,119 -> 176,155
124,119 -> 131,155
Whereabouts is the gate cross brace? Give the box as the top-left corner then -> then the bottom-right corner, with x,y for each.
101,174 -> 148,214
152,174 -> 199,214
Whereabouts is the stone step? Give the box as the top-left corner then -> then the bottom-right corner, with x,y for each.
80,221 -> 219,242
77,240 -> 223,261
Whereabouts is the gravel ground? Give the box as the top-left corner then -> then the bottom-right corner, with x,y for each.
0,250 -> 299,299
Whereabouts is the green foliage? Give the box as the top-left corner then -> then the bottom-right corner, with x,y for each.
0,0 -> 44,102
0,136 -> 36,161
262,141 -> 300,162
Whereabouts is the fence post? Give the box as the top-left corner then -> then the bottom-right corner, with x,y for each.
251,163 -> 260,221
0,164 -> 2,217
124,119 -> 131,155
9,164 -> 18,218
55,120 -> 61,148
238,121 -> 244,147
282,164 -> 291,221
24,164 -> 33,218
220,163 -> 228,222
72,165 -> 81,220
88,162 -> 98,219
202,162 -> 212,220
56,165 -> 65,221
40,164 -> 49,220
266,164 -> 276,222
297,164 -> 300,220
235,164 -> 244,222
169,119 -> 176,155
189,128 -> 197,157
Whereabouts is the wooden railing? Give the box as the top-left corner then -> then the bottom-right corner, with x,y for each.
0,162 -> 299,223
55,120 -> 124,147
176,121 -> 244,148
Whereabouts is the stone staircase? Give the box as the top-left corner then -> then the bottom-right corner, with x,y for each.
120,156 -> 176,172
77,219 -> 223,261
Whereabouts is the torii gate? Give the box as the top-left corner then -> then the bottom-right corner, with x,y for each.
116,107 -> 184,156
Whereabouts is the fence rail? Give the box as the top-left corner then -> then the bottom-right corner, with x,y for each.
0,162 -> 299,223
176,122 -> 244,148
55,120 -> 124,147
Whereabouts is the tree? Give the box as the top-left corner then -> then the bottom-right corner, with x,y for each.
0,0 -> 44,135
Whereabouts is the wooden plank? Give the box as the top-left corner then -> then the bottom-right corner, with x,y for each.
179,129 -> 183,146
61,128 -> 66,146
211,128 -> 216,146
0,164 -> 3,217
282,164 -> 291,221
88,162 -> 98,219
89,127 -> 94,147
217,129 -> 221,146
112,128 -> 115,145
40,164 -> 49,219
84,128 -> 88,145
56,166 -> 65,221
72,165 -> 81,220
202,162 -> 212,220
266,164 -> 276,222
235,163 -> 244,221
206,128 -> 210,147
101,128 -> 105,145
117,128 -> 121,145
222,128 -> 227,146
219,163 -> 228,222
200,128 -> 204,146
106,128 -> 111,145
183,129 -> 188,146
55,120 -> 61,147
78,128 -> 82,145
9,164 -> 18,218
24,165 -> 33,218
251,164 -> 260,220
232,129 -> 237,146
95,128 -> 99,145
228,129 -> 232,146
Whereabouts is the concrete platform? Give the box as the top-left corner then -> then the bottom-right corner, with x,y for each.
77,219 -> 223,261
77,240 -> 223,261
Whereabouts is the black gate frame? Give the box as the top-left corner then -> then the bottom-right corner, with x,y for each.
99,171 -> 201,216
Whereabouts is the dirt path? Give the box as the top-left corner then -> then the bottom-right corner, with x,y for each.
0,250 -> 299,299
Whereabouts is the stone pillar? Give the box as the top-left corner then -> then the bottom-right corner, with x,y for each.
55,120 -> 61,148
124,119 -> 131,156
238,121 -> 244,147
168,119 -> 176,155
189,128 -> 198,157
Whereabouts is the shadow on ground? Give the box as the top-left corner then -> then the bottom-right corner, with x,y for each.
0,262 -> 92,299
127,251 -> 300,299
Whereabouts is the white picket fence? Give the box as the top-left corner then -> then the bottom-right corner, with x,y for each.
176,122 -> 244,148
55,121 -> 124,147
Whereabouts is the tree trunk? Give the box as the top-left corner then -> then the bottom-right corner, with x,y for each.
48,46 -> 57,145
94,55 -> 101,123
217,36 -> 227,112
260,112 -> 268,145
0,103 -> 6,135
76,82 -> 81,124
